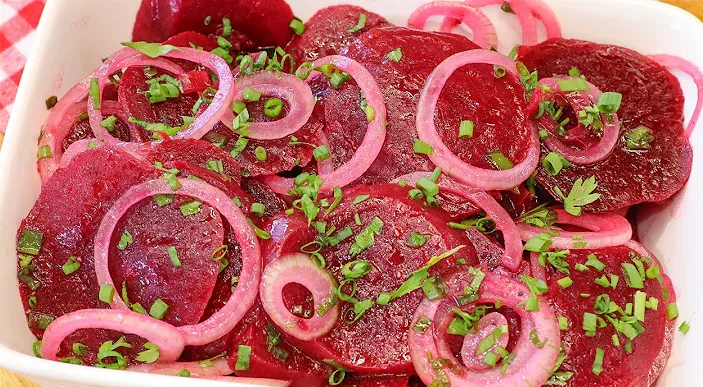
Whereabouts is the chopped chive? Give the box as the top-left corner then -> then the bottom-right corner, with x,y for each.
621,263 -> 644,289
353,194 -> 370,205
679,321 -> 691,334
385,47 -> 403,62
488,151 -> 513,170
153,194 -> 174,207
222,17 -> 232,37
242,86 -> 261,102
413,139 -> 433,155
585,253 -> 605,271
667,303 -> 679,320
459,120 -> 474,138
348,13 -> 367,33
557,277 -> 573,288
180,200 -> 202,217
17,230 -> 43,255
289,18 -> 305,35
413,316 -> 432,333
542,152 -> 570,175
254,146 -> 267,161
558,78 -> 589,92
264,98 -> 283,118
37,145 -> 53,160
62,256 -> 80,275
167,246 -> 181,268
149,298 -> 169,320
235,345 -> 252,371
597,92 -> 623,114
558,316 -> 568,330
313,145 -> 330,162
251,203 -> 265,217
407,231 -> 428,248
592,348 -> 605,376
89,78 -> 101,110
99,284 -> 115,304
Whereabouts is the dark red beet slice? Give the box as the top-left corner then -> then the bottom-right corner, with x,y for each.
518,39 -> 692,212
146,139 -> 242,184
118,66 -> 200,142
285,5 -> 390,65
338,27 -> 532,184
241,177 -> 287,218
204,100 -> 324,177
16,147 -> 158,360
132,0 -> 294,48
227,304 -> 332,387
343,375 -> 411,386
107,195 -> 223,327
261,184 -> 477,373
542,246 -> 674,386
62,106 -> 131,149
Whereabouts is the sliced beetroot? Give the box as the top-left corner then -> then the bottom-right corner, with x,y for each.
204,101 -> 324,176
227,304 -> 332,387
340,27 -> 532,184
107,195 -> 223,327
542,246 -> 674,386
16,147 -> 157,355
118,66 -> 200,142
518,39 -> 692,212
132,0 -> 294,48
342,375 -> 411,386
146,139 -> 242,184
241,177 -> 288,218
286,5 -> 390,65
163,31 -> 219,51
62,115 -> 130,150
261,184 -> 477,373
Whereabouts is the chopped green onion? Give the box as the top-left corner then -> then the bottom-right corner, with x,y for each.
421,275 -> 447,301
679,321 -> 691,334
624,126 -> 654,150
17,229 -> 43,256
235,345 -> 252,371
37,145 -> 53,160
597,92 -> 623,114
222,17 -> 232,37
242,86 -> 261,102
313,145 -> 330,162
413,139 -> 433,155
149,298 -> 169,320
89,78 -> 101,110
558,78 -> 589,92
542,152 -> 570,176
621,263 -> 644,289
459,120 -> 474,138
341,260 -> 373,280
558,316 -> 568,330
99,284 -> 115,304
407,231 -> 428,248
167,246 -> 181,268
413,316 -> 432,333
557,277 -> 573,288
347,13 -> 367,33
251,203 -> 265,217
667,303 -> 679,320
592,348 -> 605,376
385,47 -> 403,62
488,151 -> 513,170
62,256 -> 81,275
180,200 -> 202,216
264,98 -> 283,118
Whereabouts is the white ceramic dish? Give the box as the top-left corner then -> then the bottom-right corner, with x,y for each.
0,0 -> 700,386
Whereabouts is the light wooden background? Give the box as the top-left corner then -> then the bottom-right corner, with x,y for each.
1,1 -> 700,386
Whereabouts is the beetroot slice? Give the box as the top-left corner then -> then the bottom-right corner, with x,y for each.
340,27 -> 532,184
542,246 -> 674,386
118,66 -> 199,142
261,184 -> 477,373
518,39 -> 692,212
132,0 -> 294,48
146,139 -> 242,184
285,5 -> 390,65
107,195 -> 223,327
227,304 -> 332,387
61,103 -> 131,149
16,147 -> 158,361
204,101 -> 324,177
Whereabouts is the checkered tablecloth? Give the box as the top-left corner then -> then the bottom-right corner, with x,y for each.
0,0 -> 45,133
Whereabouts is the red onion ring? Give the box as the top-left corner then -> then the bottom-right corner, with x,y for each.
416,49 -> 539,191
40,309 -> 185,362
59,139 -> 103,168
409,272 -> 560,386
261,55 -> 387,194
128,358 -> 232,377
408,1 -> 498,49
88,47 -> 233,142
528,77 -> 620,165
438,0 -> 562,46
460,312 -> 509,370
650,54 -> 703,139
517,208 -> 632,250
220,71 -> 315,140
93,178 -> 261,346
260,252 -> 339,341
38,100 -> 88,182
393,171 -> 524,272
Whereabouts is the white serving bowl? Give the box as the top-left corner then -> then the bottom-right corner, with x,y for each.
0,0 -> 700,386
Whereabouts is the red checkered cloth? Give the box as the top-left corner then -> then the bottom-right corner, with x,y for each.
0,0 -> 46,133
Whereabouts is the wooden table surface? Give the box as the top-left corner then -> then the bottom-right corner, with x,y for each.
1,1 -> 701,386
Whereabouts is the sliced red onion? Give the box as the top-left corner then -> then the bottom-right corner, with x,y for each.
260,253 -> 339,341
128,358 -> 232,377
529,77 -> 620,165
93,178 -> 261,346
39,100 -> 88,182
438,0 -> 562,46
394,171 -> 524,272
408,1 -> 498,49
650,54 -> 703,139
517,208 -> 632,250
460,312 -> 509,370
260,55 -> 387,194
88,47 -> 233,142
220,71 -> 314,140
416,49 -> 539,191
409,272 -> 560,386
59,139 -> 103,168
40,309 -> 185,362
